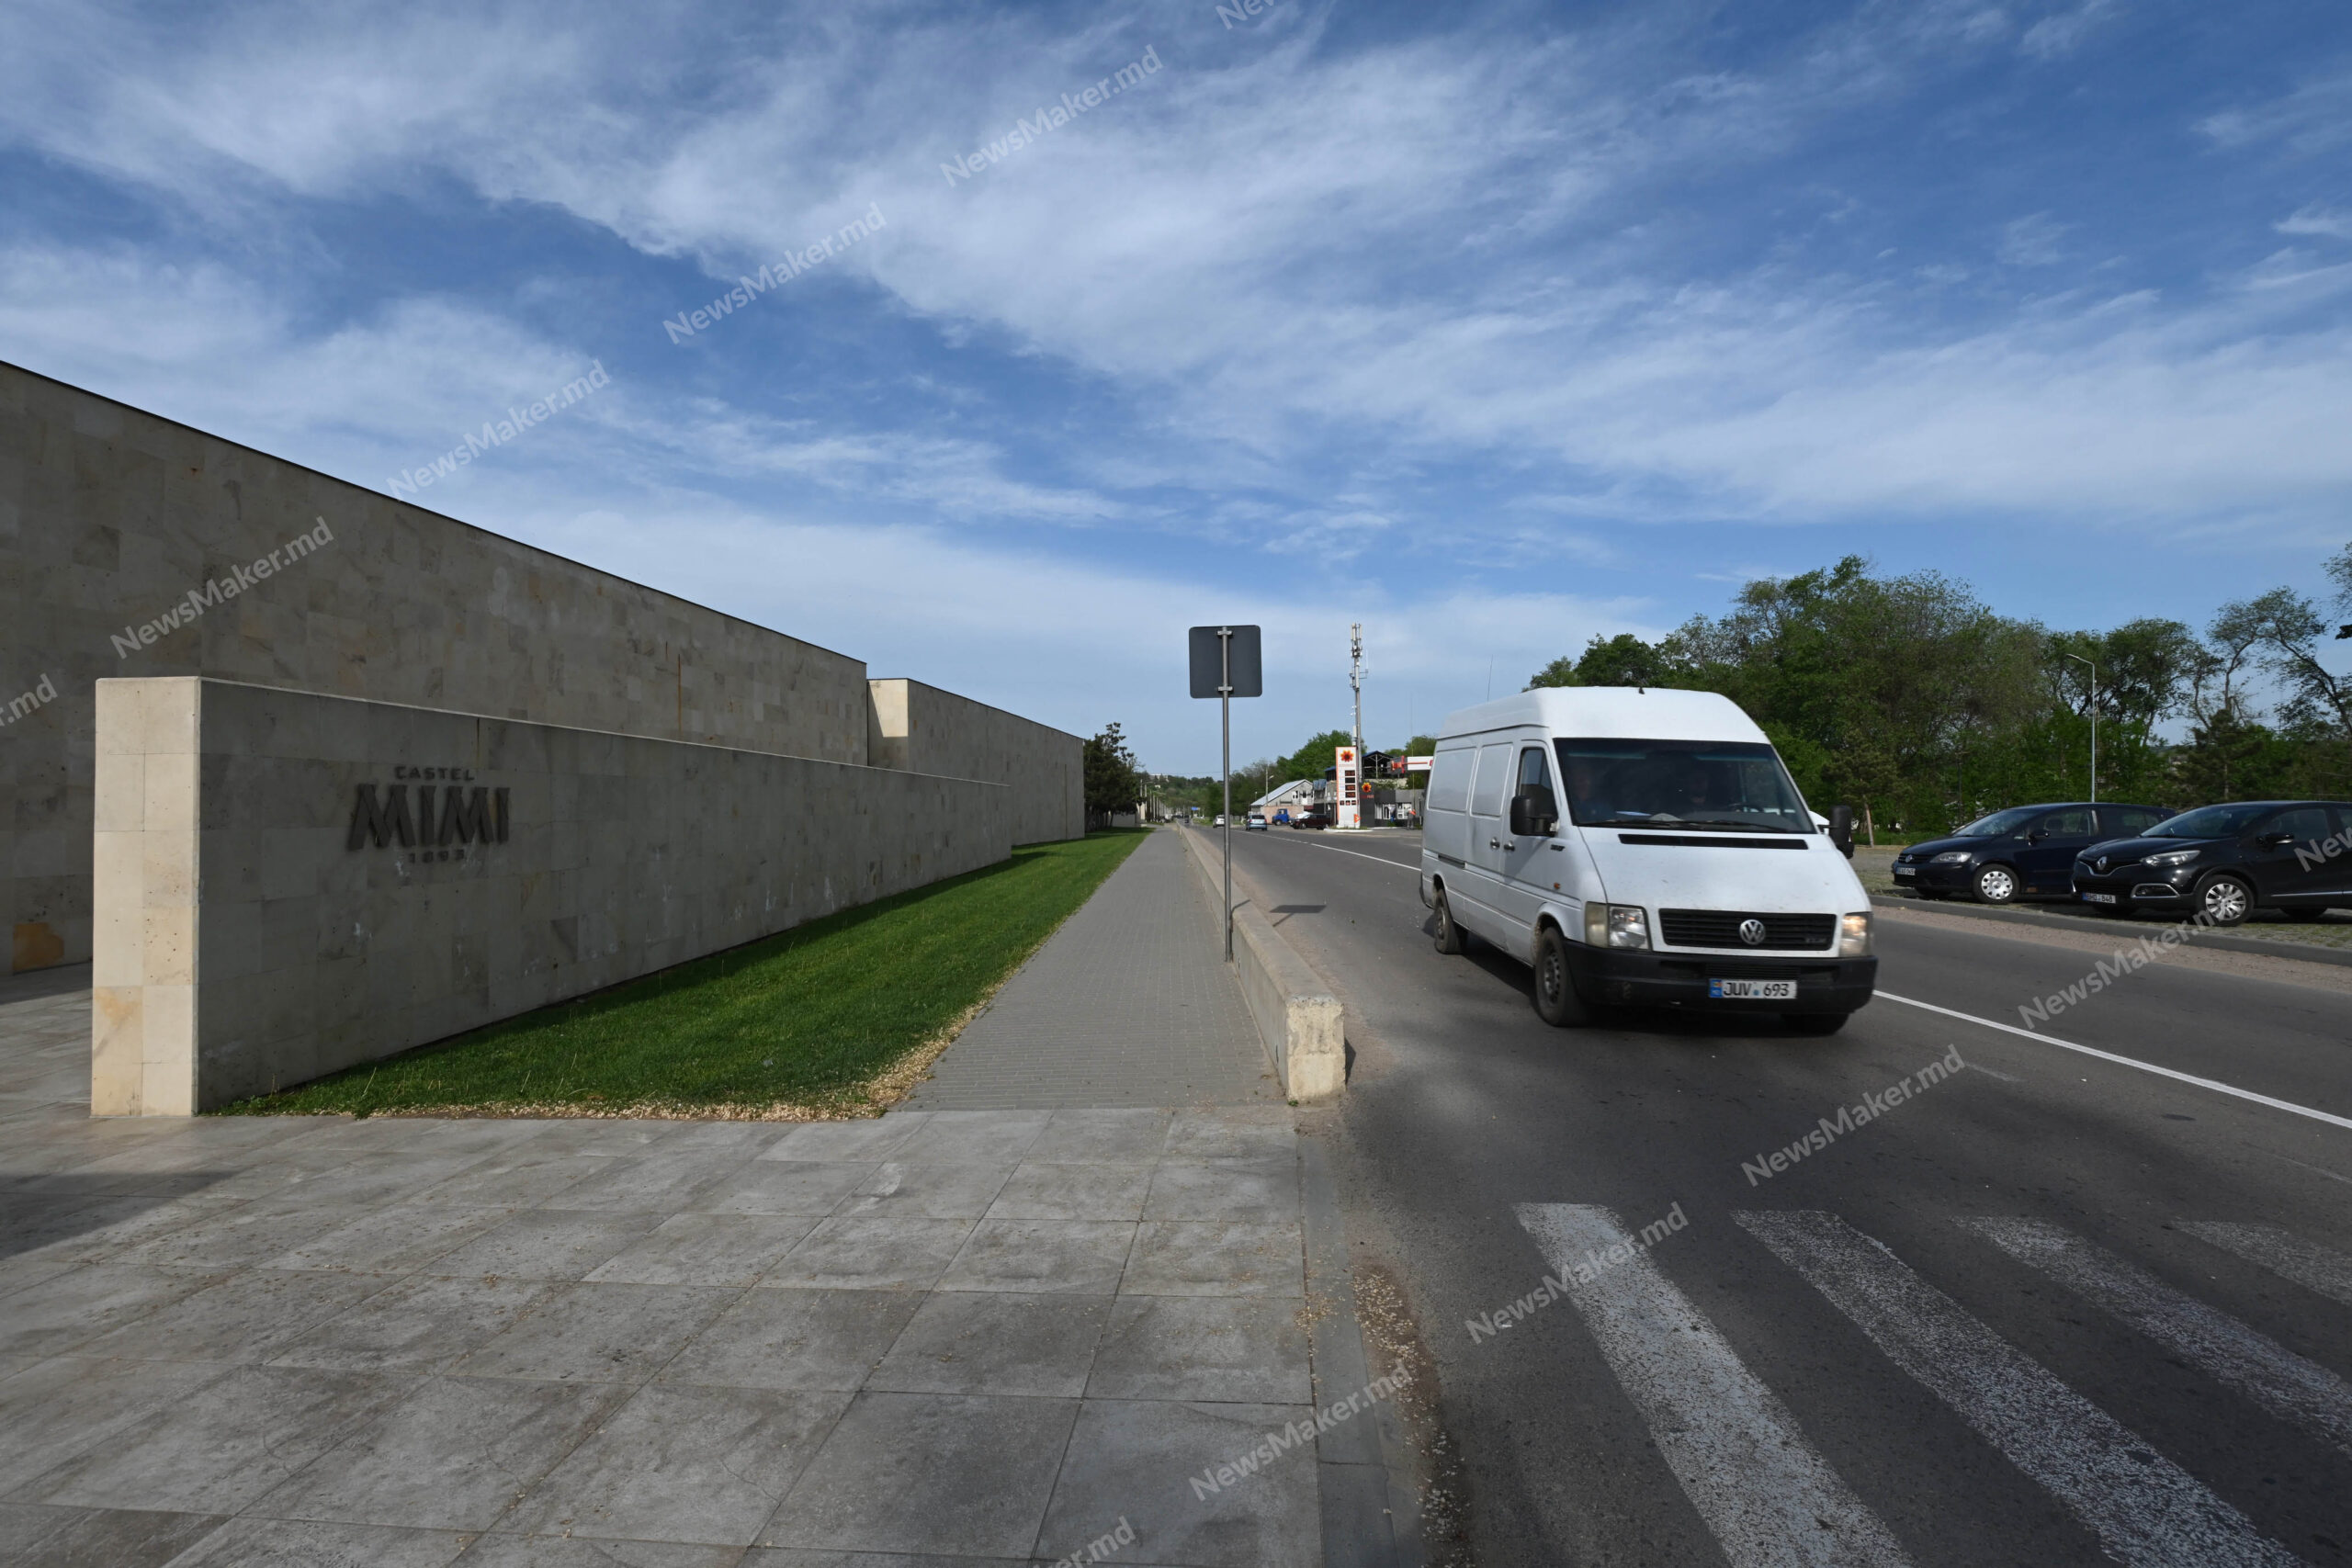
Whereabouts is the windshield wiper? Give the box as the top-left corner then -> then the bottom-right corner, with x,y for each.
1619,818 -> 1798,834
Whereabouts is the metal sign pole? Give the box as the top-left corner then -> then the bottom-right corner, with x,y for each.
1220,626 -> 1234,962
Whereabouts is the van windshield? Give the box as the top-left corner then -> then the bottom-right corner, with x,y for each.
1554,739 -> 1811,832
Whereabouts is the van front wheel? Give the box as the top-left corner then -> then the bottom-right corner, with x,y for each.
1533,926 -> 1592,1027
1433,889 -> 1467,954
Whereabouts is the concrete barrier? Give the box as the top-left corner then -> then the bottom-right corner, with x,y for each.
1178,825 -> 1344,1100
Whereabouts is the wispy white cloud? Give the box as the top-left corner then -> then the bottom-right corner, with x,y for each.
2018,0 -> 2122,61
2278,202 -> 2352,240
2199,71 -> 2352,154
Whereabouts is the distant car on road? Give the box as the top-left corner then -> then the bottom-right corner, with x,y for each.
1245,812 -> 1269,831
1213,815 -> 1227,827
1292,807 -> 1332,829
1892,802 -> 2168,904
2070,800 -> 2352,924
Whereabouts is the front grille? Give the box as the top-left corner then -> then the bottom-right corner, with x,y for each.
1657,909 -> 1835,951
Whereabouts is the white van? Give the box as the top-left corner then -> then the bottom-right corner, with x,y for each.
1420,688 -> 1875,1033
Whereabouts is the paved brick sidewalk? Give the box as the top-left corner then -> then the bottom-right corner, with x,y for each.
910,829 -> 1278,1110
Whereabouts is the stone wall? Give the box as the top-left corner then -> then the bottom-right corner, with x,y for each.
92,678 -> 1009,1114
3,360 -> 875,973
867,679 -> 1083,847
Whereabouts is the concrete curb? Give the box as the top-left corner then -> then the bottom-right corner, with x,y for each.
1872,894 -> 2352,970
1299,1132 -> 1419,1568
1178,826 -> 1346,1100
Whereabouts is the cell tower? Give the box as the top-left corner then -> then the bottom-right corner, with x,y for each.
1349,623 -> 1364,761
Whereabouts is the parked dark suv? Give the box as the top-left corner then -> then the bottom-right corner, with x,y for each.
1892,802 -> 2171,904
2070,800 -> 2352,925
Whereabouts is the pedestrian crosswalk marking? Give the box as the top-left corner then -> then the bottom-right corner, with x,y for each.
1736,1210 -> 2300,1568
1963,1218 -> 2352,1462
1515,1203 -> 1914,1568
2180,1221 -> 2352,1308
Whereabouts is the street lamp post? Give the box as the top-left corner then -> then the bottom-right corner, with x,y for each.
2063,652 -> 2097,804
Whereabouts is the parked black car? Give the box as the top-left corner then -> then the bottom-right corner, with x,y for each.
2069,800 -> 2352,924
1892,801 -> 2171,904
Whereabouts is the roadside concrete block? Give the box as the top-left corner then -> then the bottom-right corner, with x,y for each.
1179,826 -> 1346,1100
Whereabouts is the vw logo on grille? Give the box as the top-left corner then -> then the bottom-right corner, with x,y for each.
1738,919 -> 1767,946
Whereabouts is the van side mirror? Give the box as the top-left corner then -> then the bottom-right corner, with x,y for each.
1827,806 -> 1855,858
1510,786 -> 1557,838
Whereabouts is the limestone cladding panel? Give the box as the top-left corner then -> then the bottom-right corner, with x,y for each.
90,677 -> 1011,1113
1,360 -> 874,972
865,679 -> 1083,846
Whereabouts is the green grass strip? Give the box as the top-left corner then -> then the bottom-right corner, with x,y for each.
218,829 -> 1153,1119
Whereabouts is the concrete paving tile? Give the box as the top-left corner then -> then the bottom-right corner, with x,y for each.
660,1288 -> 922,1392
937,1223 -> 1135,1296
1119,1224 -> 1304,1298
585,1215 -> 820,1287
1036,1399 -> 1318,1568
266,1275 -> 561,1372
261,1202 -> 523,1276
0,1190 -> 236,1276
738,1552 -> 1020,1568
210,1154 -> 489,1209
760,1220 -> 975,1292
1031,1109 -> 1171,1164
0,1358 -> 227,1494
458,1537 -> 743,1567
1141,1161 -> 1298,1224
760,1392 -> 1077,1558
541,1149 -> 753,1214
865,1293 -> 1111,1398
23,1364 -> 405,1515
503,1120 -> 684,1159
684,1161 -> 876,1217
504,1382 -> 852,1545
158,1516 -> 472,1566
75,1269 -> 387,1364
0,1501 -> 225,1567
449,1283 -> 739,1384
758,1115 -> 930,1163
425,1212 -> 665,1282
402,1150 -> 611,1209
248,1374 -> 628,1530
984,1164 -> 1152,1223
1161,1114 -> 1294,1163
834,1164 -> 1014,1221
1084,1297 -> 1313,1404
0,1262 -> 221,1357
883,1112 -> 1049,1165
105,1201 -> 356,1273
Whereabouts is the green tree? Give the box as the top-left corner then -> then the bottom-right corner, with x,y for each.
1274,728 -> 1358,784
1083,724 -> 1141,825
1525,634 -> 1666,691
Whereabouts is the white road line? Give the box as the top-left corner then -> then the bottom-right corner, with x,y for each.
1265,837 -> 1420,871
2180,1221 -> 2352,1308
1962,1217 -> 2352,1461
1736,1210 -> 2299,1568
1876,990 -> 2352,1133
1515,1204 -> 1913,1568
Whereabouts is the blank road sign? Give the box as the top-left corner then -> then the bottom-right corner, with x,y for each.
1188,626 -> 1263,698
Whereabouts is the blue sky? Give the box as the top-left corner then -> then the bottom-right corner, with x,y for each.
3,0 -> 2347,773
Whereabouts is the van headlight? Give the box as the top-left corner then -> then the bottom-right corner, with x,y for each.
1586,902 -> 1649,950
1931,851 -> 1972,865
1838,911 -> 1873,958
2143,848 -> 2199,867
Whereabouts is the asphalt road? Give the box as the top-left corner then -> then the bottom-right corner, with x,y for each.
1214,825 -> 2352,1568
